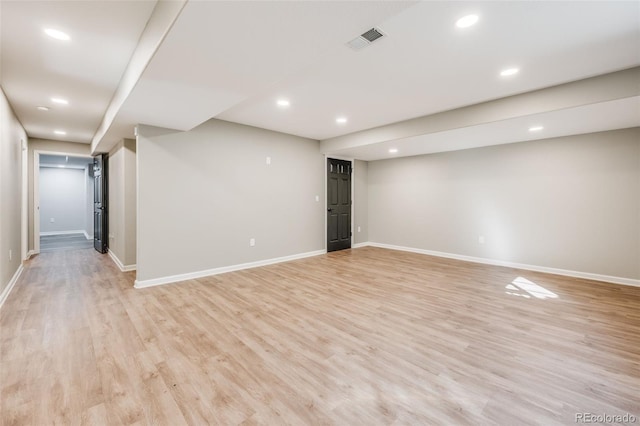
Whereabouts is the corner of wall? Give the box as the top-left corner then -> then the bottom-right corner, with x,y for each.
354,159 -> 369,244
0,87 -> 28,299
107,140 -> 137,268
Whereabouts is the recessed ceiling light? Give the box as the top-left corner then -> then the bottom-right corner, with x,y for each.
54,130 -> 66,135
276,99 -> 290,108
528,126 -> 544,132
456,14 -> 479,28
389,148 -> 398,153
336,117 -> 348,124
500,67 -> 519,77
44,28 -> 70,41
51,97 -> 68,105
36,106 -> 50,111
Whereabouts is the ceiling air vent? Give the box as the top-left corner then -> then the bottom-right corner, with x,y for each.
361,28 -> 384,43
347,27 -> 385,51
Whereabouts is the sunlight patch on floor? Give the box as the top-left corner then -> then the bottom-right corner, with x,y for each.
505,276 -> 558,300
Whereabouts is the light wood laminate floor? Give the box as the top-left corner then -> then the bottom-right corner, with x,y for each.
1,247 -> 639,425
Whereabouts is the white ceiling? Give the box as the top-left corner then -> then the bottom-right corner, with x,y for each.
104,0 -> 416,148
217,1 -> 640,140
0,0 -> 157,143
331,96 -> 640,161
1,1 -> 639,159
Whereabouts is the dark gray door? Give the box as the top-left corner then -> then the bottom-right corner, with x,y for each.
327,158 -> 352,252
93,154 -> 108,254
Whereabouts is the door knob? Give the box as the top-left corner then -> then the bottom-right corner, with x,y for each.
327,208 -> 333,212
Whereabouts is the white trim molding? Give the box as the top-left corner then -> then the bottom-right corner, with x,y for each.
352,242 -> 370,249
358,242 -> 640,288
40,230 -> 86,236
108,250 -> 137,272
134,249 -> 326,289
83,231 -> 93,240
0,264 -> 24,309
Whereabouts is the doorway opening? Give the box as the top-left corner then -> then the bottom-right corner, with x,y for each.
34,152 -> 94,253
326,158 -> 352,252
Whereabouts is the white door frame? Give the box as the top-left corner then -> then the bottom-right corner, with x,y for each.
21,138 -> 28,260
33,150 -> 94,253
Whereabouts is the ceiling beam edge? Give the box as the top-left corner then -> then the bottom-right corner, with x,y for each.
320,67 -> 640,154
90,0 -> 188,155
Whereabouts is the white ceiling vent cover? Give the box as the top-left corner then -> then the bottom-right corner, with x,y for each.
347,27 -> 385,51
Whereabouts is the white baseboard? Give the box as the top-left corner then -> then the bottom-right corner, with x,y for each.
108,250 -> 137,272
358,242 -> 640,288
83,231 -> 93,240
40,230 -> 85,236
352,242 -> 370,249
0,264 -> 24,310
135,249 -> 327,289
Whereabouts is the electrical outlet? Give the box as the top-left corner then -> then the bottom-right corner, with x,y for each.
50,218 -> 55,223
266,157 -> 271,165
250,238 -> 255,247
315,195 -> 319,202
357,226 -> 361,233
479,235 -> 485,244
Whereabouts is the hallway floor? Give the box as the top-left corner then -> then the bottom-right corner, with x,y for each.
40,233 -> 93,252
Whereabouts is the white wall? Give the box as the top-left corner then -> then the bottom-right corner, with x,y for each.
136,119 -> 324,283
108,138 -> 137,268
0,88 -> 27,298
354,159 -> 368,244
367,128 -> 640,281
123,140 -> 137,265
39,167 -> 87,234
109,145 -> 124,258
84,166 -> 94,238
